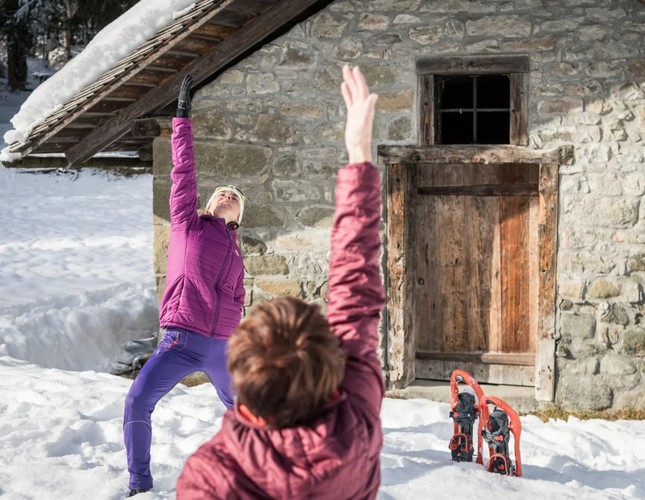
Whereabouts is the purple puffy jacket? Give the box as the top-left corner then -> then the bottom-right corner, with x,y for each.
176,162 -> 386,499
158,117 -> 245,339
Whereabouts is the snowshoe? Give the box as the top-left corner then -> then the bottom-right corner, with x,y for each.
481,396 -> 523,477
449,391 -> 476,461
449,370 -> 488,465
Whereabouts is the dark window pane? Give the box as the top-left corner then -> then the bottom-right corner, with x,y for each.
434,73 -> 511,145
477,75 -> 510,109
436,76 -> 473,109
440,111 -> 474,144
477,111 -> 510,144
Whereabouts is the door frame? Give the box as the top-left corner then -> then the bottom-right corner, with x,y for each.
380,144 -> 574,402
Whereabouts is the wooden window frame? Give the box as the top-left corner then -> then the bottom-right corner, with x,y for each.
417,55 -> 529,146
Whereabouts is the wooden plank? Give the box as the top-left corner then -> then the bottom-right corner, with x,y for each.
417,351 -> 534,366
499,196 -> 531,353
443,193 -> 468,352
86,100 -> 133,115
418,184 -> 538,196
174,36 -> 221,55
193,22 -> 239,40
417,162 -> 536,186
124,70 -> 175,85
416,358 -> 535,385
386,163 -> 416,388
64,122 -> 99,129
427,198 -> 442,352
465,196 -> 491,352
149,52 -> 201,69
528,195 -> 538,355
417,55 -> 530,75
413,192 -> 434,352
378,145 -> 575,166
66,0 -> 331,163
417,74 -> 434,145
451,196 -> 467,352
226,0 -> 279,16
45,135 -> 88,143
535,163 -> 559,401
510,73 -> 529,146
213,8 -> 255,27
489,199 -> 502,353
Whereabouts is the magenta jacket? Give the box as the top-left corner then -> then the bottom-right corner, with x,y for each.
176,162 -> 386,499
158,117 -> 245,339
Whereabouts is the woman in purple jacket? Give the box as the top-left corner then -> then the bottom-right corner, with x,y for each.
177,65 -> 385,499
123,75 -> 246,497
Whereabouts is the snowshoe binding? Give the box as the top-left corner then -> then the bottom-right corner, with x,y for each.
449,370 -> 488,464
481,396 -> 523,477
449,391 -> 477,462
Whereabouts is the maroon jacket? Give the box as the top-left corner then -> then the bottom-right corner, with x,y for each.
158,117 -> 245,338
176,162 -> 386,499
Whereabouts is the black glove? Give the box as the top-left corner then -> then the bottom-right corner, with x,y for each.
177,74 -> 193,118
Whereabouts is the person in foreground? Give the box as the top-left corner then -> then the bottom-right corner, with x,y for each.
176,64 -> 385,499
123,74 -> 246,497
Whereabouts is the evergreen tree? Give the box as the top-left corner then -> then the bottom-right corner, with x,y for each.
1,0 -> 32,90
1,0 -> 138,90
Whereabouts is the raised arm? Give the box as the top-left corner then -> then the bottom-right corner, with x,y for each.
326,66 -> 385,412
170,75 -> 198,225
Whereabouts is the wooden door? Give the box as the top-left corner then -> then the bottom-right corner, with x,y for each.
412,162 -> 539,385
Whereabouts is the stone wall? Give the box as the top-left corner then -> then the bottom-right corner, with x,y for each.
152,0 -> 645,409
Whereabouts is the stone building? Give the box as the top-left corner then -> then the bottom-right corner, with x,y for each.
5,0 -> 645,410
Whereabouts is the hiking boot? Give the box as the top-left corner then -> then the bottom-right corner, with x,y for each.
128,488 -> 151,497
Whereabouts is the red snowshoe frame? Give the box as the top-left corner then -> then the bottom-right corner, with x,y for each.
449,370 -> 523,477
449,369 -> 489,465
481,395 -> 523,477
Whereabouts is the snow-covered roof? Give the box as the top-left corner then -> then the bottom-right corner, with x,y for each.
1,0 -> 331,164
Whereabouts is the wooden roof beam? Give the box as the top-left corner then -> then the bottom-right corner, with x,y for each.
165,49 -> 201,59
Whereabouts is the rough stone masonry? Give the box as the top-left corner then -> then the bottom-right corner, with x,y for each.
152,0 -> 645,410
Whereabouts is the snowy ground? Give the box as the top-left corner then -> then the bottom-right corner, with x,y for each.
1,166 -> 644,500
1,45 -> 645,500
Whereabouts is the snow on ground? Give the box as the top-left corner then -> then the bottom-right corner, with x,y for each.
0,167 -> 644,500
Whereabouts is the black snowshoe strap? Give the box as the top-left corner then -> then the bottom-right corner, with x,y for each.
482,407 -> 510,455
449,433 -> 473,462
487,454 -> 516,476
450,392 -> 477,435
483,408 -> 517,475
449,392 -> 477,462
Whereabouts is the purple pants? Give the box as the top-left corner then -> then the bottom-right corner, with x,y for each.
123,328 -> 234,490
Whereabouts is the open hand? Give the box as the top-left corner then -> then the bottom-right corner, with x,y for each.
340,65 -> 378,164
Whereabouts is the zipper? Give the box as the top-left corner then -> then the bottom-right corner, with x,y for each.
210,222 -> 233,337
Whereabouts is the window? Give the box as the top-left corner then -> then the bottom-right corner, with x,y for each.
435,74 -> 510,144
417,55 -> 529,146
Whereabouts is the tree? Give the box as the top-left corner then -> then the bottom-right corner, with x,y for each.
1,0 -> 33,90
0,0 -> 138,91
